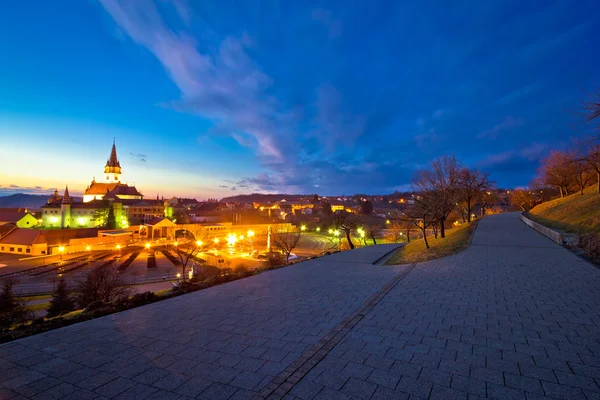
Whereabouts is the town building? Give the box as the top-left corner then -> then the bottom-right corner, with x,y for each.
0,208 -> 39,228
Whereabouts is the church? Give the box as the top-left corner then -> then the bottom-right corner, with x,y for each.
83,141 -> 143,202
41,142 -> 163,229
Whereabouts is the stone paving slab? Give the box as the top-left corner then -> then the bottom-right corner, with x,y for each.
0,245 -> 403,399
324,244 -> 401,264
2,213 -> 600,400
296,213 -> 600,400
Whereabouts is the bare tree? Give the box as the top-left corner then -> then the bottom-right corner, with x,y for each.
385,219 -> 410,243
509,190 -> 533,212
414,155 -> 461,238
0,281 -> 32,329
399,195 -> 437,249
457,168 -> 492,222
366,225 -> 381,245
581,138 -> 600,194
334,212 -> 361,249
171,224 -> 211,281
582,89 -> 600,124
77,265 -> 131,307
271,227 -> 302,264
537,151 -> 577,197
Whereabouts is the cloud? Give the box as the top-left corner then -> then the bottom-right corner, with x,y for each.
477,116 -> 524,140
129,152 -> 147,163
98,0 -> 597,194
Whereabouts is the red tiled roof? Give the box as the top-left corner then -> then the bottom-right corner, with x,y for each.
0,229 -> 46,246
85,182 -> 119,195
0,210 -> 28,223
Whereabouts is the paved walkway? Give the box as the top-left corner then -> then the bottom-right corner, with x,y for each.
1,213 -> 600,400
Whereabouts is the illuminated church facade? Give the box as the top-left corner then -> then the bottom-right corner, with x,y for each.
41,142 -> 164,229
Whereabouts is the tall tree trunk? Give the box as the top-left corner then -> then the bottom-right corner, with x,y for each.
346,231 -> 354,249
440,218 -> 446,238
467,200 -> 472,222
559,187 -> 564,198
372,236 -> 377,245
422,228 -> 429,249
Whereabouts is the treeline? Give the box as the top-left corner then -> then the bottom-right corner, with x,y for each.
534,89 -> 600,197
399,155 -> 493,248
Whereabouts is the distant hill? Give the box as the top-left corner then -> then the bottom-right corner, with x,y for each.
221,193 -> 311,203
0,194 -> 49,209
529,185 -> 600,234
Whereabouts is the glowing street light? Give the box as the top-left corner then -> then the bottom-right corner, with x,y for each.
116,244 -> 121,250
58,246 -> 65,260
247,230 -> 255,238
328,228 -> 333,234
86,245 -> 91,251
386,220 -> 391,224
196,240 -> 203,247
333,230 -> 340,237
239,235 -> 245,241
145,243 -> 151,249
316,227 -> 321,232
214,238 -> 220,244
301,225 -> 307,232
226,233 -> 238,246
176,273 -> 181,279
174,241 -> 178,247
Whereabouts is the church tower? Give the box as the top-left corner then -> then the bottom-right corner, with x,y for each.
61,186 -> 72,228
104,140 -> 122,183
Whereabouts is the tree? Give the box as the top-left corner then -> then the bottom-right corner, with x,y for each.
457,168 -> 492,222
537,151 -> 577,197
366,225 -> 381,245
509,190 -> 533,211
360,200 -> 373,215
582,88 -> 600,123
414,155 -> 461,238
321,201 -> 333,215
271,227 -> 302,264
0,281 -> 32,329
335,212 -> 360,249
47,278 -> 75,318
399,196 -> 437,249
106,204 -> 117,230
77,264 -> 131,308
92,200 -> 111,227
171,225 -> 211,281
582,139 -> 600,194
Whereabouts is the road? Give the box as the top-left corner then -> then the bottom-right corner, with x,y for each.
1,213 -> 599,400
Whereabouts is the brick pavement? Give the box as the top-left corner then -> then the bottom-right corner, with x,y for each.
2,212 -> 600,400
0,244 -> 402,399
292,213 -> 600,400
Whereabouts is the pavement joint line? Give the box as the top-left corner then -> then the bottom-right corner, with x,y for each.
257,262 -> 417,399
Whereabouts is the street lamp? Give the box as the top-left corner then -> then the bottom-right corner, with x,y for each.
316,227 -> 321,232
196,240 -> 203,247
176,272 -> 181,280
247,230 -> 255,238
301,225 -> 307,232
214,238 -> 220,244
58,246 -> 65,260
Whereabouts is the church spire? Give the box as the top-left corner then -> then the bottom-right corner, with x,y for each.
103,139 -> 122,182
106,139 -> 120,168
61,185 -> 71,204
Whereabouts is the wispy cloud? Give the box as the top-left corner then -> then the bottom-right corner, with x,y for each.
477,116 -> 524,140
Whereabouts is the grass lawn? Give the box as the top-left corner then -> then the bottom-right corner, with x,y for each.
385,222 -> 476,265
528,185 -> 600,234
27,302 -> 50,312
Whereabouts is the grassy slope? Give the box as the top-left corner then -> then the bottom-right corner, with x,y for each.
529,185 -> 600,234
385,222 -> 476,265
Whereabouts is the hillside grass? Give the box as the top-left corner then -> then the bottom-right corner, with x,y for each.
529,185 -> 600,234
385,222 -> 476,265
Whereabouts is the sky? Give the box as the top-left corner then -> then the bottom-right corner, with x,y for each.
1,0 -> 599,199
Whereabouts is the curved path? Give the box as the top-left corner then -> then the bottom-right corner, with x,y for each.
1,213 -> 600,400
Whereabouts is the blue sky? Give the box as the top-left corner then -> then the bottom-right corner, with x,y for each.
0,0 -> 599,198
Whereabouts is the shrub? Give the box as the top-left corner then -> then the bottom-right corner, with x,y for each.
85,300 -> 108,312
76,265 -> 131,308
580,232 -> 600,261
127,291 -> 158,307
47,278 -> 75,318
0,281 -> 32,330
234,265 -> 248,275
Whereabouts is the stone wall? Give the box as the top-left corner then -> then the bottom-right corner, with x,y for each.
520,213 -> 564,244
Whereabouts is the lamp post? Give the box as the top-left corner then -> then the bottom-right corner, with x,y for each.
86,245 -> 91,264
116,244 -> 121,257
333,230 -> 341,250
58,246 -> 65,261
